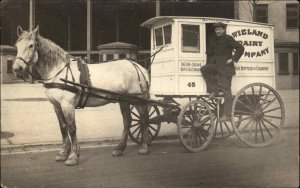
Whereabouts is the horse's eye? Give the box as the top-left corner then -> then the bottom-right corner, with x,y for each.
29,44 -> 34,49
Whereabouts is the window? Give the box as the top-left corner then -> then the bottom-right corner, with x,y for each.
278,53 -> 289,75
181,24 -> 200,53
293,52 -> 299,74
106,54 -> 114,61
7,60 -> 13,73
286,4 -> 299,29
119,54 -> 126,59
154,24 -> 172,47
255,4 -> 268,23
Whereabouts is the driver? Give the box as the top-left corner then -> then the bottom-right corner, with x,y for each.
200,22 -> 244,122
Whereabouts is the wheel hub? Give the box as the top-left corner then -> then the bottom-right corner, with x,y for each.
253,109 -> 264,120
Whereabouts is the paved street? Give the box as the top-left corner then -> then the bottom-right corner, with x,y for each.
1,84 -> 299,187
1,128 -> 299,188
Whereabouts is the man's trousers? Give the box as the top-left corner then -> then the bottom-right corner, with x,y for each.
200,63 -> 233,116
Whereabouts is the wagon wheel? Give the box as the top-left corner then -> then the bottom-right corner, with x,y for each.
129,105 -> 161,145
202,98 -> 239,140
232,83 -> 285,147
177,100 -> 215,152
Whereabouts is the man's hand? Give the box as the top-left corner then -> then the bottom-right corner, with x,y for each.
226,58 -> 235,65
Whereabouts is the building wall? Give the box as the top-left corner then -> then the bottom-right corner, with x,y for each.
237,0 -> 299,89
237,0 -> 299,42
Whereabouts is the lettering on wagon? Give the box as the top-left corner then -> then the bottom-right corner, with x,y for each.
180,61 -> 202,72
231,28 -> 270,58
235,65 -> 269,71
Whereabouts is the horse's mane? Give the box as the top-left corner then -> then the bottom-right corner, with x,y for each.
16,31 -> 67,69
36,35 -> 67,66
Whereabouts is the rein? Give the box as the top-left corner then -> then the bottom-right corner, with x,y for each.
16,54 -> 73,83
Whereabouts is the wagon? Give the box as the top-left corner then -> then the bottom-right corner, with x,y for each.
62,16 -> 285,152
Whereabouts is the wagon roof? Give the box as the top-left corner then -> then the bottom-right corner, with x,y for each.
141,16 -> 274,28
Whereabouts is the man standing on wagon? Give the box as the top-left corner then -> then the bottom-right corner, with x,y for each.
201,22 -> 245,122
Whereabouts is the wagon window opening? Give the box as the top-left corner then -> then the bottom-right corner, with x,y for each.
164,25 -> 172,45
154,24 -> 172,48
155,27 -> 163,47
181,24 -> 200,53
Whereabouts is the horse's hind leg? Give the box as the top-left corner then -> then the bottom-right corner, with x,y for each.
135,103 -> 150,155
61,105 -> 80,166
112,102 -> 131,157
53,106 -> 71,162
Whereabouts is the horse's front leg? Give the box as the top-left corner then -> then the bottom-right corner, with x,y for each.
53,106 -> 71,162
112,102 -> 131,157
135,104 -> 150,155
61,104 -> 80,166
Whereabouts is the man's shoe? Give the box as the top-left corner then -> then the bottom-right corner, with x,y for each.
208,92 -> 217,100
219,114 -> 231,122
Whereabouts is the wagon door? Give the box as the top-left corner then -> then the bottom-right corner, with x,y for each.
176,22 -> 206,95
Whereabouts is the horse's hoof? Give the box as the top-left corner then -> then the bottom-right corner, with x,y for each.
138,148 -> 149,155
64,153 -> 79,166
55,154 -> 68,162
112,150 -> 123,157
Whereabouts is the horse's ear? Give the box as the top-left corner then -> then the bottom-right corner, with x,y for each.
32,25 -> 39,39
17,25 -> 24,37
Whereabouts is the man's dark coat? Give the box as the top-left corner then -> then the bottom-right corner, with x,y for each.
206,34 -> 245,76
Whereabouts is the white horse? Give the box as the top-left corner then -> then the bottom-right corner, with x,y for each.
13,26 -> 151,166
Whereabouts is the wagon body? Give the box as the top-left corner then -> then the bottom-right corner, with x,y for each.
141,16 -> 276,96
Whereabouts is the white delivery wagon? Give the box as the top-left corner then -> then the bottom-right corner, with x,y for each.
136,16 -> 285,151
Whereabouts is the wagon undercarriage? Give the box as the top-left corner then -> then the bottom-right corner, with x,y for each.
61,79 -> 285,153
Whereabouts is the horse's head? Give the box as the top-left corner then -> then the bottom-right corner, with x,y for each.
13,26 -> 39,79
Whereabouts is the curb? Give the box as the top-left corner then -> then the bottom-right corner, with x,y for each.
1,126 -> 298,154
1,134 -> 179,154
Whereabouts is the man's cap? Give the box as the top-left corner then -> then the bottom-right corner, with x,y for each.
213,22 -> 227,29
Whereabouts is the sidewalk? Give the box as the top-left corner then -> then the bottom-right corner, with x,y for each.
1,83 -> 299,153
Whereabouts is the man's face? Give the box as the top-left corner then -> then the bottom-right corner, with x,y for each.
215,27 -> 226,37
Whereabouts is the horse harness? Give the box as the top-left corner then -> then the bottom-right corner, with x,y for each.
44,58 -> 149,109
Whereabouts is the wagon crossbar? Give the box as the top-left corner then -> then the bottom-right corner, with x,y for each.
60,79 -> 180,110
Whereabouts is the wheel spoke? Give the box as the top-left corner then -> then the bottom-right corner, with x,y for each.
251,86 -> 257,105
261,97 -> 277,111
240,118 -> 253,133
195,129 -> 203,144
243,92 -> 255,108
149,108 -> 156,117
262,117 -> 279,131
260,119 -> 273,138
245,120 -> 256,141
148,130 -> 154,138
237,99 -> 253,111
224,122 -> 231,133
132,118 -> 139,122
263,107 -> 281,114
149,125 -> 157,133
258,120 -> 265,142
136,129 -> 142,140
131,111 -> 140,118
255,121 -> 258,141
132,126 -> 140,135
199,116 -> 211,125
220,122 -> 224,136
236,115 -> 252,123
214,120 -> 219,136
130,122 -> 140,128
263,115 -> 282,119
261,90 -> 271,106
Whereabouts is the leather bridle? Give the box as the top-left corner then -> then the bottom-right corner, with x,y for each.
15,41 -> 73,83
